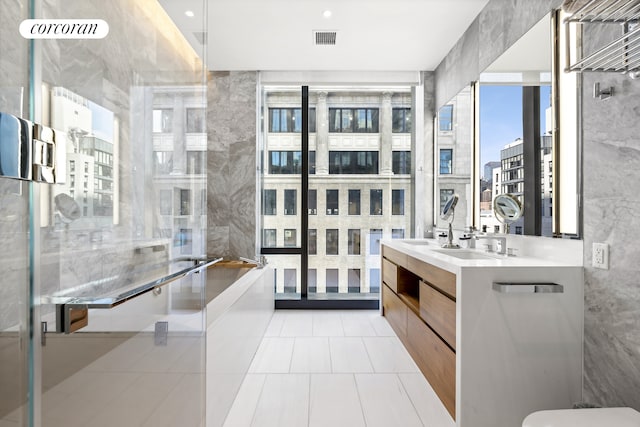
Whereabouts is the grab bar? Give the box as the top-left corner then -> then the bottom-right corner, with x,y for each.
56,257 -> 222,333
492,282 -> 564,294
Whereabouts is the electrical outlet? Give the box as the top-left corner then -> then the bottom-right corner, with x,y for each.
592,242 -> 609,269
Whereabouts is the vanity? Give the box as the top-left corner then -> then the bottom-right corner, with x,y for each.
381,238 -> 583,427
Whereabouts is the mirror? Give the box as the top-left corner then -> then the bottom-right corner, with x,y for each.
493,193 -> 523,233
440,193 -> 458,221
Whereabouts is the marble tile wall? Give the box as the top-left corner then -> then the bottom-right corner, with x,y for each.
207,71 -> 258,260
434,0 -> 640,411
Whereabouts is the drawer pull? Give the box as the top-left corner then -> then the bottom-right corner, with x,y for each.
492,282 -> 563,294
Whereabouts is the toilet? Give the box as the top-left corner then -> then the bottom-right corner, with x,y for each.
522,407 -> 640,427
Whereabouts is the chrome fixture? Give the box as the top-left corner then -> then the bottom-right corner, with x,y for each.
440,193 -> 460,249
476,235 -> 507,255
594,82 -> 614,99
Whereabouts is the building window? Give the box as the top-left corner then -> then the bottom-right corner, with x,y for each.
515,226 -> 523,235
392,151 -> 411,174
348,229 -> 361,255
326,269 -> 339,293
263,189 -> 276,215
439,104 -> 453,132
153,151 -> 173,175
284,229 -> 297,247
309,151 -> 316,175
326,189 -> 338,215
263,229 -> 276,247
160,190 -> 172,215
326,229 -> 339,255
179,189 -> 190,215
308,229 -> 317,255
308,269 -> 317,293
369,268 -> 381,293
348,269 -> 361,293
348,189 -> 361,215
392,108 -> 412,133
392,229 -> 405,239
370,229 -> 382,255
370,189 -> 383,215
152,109 -> 172,133
186,108 -> 205,133
308,189 -> 317,215
329,151 -> 378,174
186,151 -> 205,174
440,189 -> 455,212
440,149 -> 453,174
392,189 -> 404,215
269,151 -> 302,174
268,108 -> 316,133
329,108 -> 379,133
69,160 -> 75,172
284,189 -> 296,215
284,269 -> 297,293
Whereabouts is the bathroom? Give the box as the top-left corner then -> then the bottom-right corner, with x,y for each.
1,0 -> 640,426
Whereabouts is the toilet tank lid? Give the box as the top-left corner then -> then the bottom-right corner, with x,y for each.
522,407 -> 640,427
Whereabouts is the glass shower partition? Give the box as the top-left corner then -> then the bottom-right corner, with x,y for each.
0,1 -> 209,425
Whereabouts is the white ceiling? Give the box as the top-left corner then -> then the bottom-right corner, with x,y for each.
159,0 -> 490,72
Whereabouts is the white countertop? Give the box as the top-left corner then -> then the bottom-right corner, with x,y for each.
382,238 -> 583,275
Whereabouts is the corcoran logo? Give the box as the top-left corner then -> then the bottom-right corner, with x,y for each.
19,19 -> 109,39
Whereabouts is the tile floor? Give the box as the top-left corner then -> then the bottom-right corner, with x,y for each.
223,310 -> 454,427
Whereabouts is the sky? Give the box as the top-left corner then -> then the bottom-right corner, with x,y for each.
479,85 -> 551,178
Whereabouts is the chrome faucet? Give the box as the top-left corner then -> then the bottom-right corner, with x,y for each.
475,235 -> 507,255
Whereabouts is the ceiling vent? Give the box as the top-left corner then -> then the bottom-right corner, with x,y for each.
192,31 -> 207,45
314,30 -> 337,46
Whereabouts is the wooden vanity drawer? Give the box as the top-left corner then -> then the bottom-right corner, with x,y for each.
408,256 -> 456,298
382,245 -> 408,269
420,281 -> 456,350
382,284 -> 407,338
407,309 -> 456,419
382,258 -> 398,292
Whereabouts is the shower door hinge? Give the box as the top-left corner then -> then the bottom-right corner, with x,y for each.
0,112 -> 66,184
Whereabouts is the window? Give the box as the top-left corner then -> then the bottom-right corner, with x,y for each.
329,151 -> 378,174
284,229 -> 297,247
69,160 -> 75,172
153,151 -> 173,175
369,268 -> 381,293
392,108 -> 412,133
392,229 -> 405,239
392,189 -> 404,215
370,189 -> 383,215
329,108 -> 379,133
326,229 -> 339,255
440,149 -> 453,174
268,108 -> 316,133
440,189 -> 455,212
348,229 -> 361,255
309,151 -> 316,175
348,269 -> 361,293
515,226 -> 523,235
263,189 -> 276,215
439,104 -> 453,131
326,190 -> 338,215
308,269 -> 317,293
348,190 -> 361,215
269,151 -> 302,174
152,109 -> 172,133
308,189 -> 317,215
263,229 -> 276,247
284,269 -> 297,293
160,190 -> 172,215
326,269 -> 339,293
284,189 -> 296,215
308,229 -> 317,255
186,151 -> 205,174
179,189 -> 190,215
392,151 -> 411,174
186,108 -> 205,133
369,229 -> 383,255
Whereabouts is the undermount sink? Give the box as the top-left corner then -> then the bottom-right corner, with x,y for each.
401,240 -> 433,246
433,249 -> 496,260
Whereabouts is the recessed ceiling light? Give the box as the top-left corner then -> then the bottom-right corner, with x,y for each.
323,10 -> 332,18
185,10 -> 195,17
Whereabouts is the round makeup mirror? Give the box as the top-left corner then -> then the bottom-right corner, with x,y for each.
440,194 -> 460,248
493,193 -> 523,233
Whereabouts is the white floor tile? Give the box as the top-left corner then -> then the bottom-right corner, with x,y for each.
363,336 -> 420,373
329,337 -> 373,373
223,374 -> 266,427
341,312 -> 378,337
309,374 -> 365,427
312,312 -> 344,337
248,337 -> 295,373
251,374 -> 309,427
290,337 -> 332,373
280,312 -> 313,337
142,374 -> 205,427
206,373 -> 246,427
399,373 -> 455,427
370,315 -> 397,336
263,312 -> 285,337
355,373 -> 423,427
